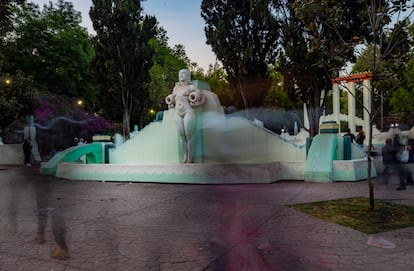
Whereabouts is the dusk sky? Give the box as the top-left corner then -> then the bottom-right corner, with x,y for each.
30,0 -> 217,71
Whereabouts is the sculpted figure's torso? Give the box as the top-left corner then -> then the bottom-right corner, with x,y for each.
174,86 -> 196,117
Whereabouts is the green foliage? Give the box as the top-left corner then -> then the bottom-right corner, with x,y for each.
2,0 -> 95,99
280,0 -> 375,136
353,46 -> 396,119
390,87 -> 414,113
289,0 -> 373,68
265,63 -> 302,110
190,62 -> 232,107
390,58 -> 414,113
204,63 -> 232,106
0,71 -> 38,130
201,0 -> 280,108
90,0 -> 157,137
0,0 -> 23,36
392,23 -> 414,114
148,27 -> 188,114
352,18 -> 412,124
342,1 -> 413,211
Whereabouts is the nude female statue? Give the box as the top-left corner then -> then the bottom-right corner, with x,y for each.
165,69 -> 205,163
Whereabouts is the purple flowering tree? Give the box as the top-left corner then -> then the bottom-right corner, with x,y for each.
34,95 -> 114,155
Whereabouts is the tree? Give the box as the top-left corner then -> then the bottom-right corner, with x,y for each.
265,63 -> 302,110
188,62 -> 233,107
0,0 -> 23,36
0,0 -> 23,79
204,63 -> 232,107
34,94 -> 114,150
90,0 -> 157,138
359,1 -> 412,211
201,0 -> 280,108
389,23 -> 414,118
391,56 -> 414,115
148,27 -> 189,115
0,71 -> 38,138
279,0 -> 376,137
2,1 -> 95,99
316,0 -> 413,211
0,1 -> 37,140
352,43 -> 408,128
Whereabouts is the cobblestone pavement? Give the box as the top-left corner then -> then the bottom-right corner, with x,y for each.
1,165 -> 414,271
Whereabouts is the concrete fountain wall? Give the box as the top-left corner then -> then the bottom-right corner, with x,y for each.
53,88 -> 311,183
39,80 -> 376,184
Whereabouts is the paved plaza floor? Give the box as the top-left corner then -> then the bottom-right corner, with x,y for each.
1,165 -> 414,270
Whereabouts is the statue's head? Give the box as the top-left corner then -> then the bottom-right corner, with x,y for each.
178,69 -> 191,82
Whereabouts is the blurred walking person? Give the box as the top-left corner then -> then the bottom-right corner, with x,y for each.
34,176 -> 69,260
23,139 -> 32,166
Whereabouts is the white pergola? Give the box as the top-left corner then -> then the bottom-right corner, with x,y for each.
331,72 -> 372,140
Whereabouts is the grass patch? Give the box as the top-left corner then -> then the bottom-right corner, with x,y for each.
288,197 -> 414,234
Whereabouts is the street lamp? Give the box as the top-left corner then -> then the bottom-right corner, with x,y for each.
4,78 -> 11,86
77,99 -> 83,106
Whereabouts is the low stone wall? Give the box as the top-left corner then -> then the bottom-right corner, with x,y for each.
278,161 -> 306,181
333,158 -> 377,181
0,144 -> 23,165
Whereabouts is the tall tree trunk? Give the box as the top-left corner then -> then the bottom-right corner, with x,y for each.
123,109 -> 130,140
306,104 -> 321,137
367,119 -> 374,211
238,81 -> 248,110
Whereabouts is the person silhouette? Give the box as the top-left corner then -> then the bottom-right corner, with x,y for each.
343,128 -> 356,143
34,176 -> 69,260
23,139 -> 32,166
355,125 -> 365,149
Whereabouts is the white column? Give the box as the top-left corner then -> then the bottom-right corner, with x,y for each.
332,83 -> 340,131
347,81 -> 356,133
362,79 -> 371,142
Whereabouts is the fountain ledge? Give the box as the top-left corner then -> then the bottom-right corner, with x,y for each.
55,161 -> 307,184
